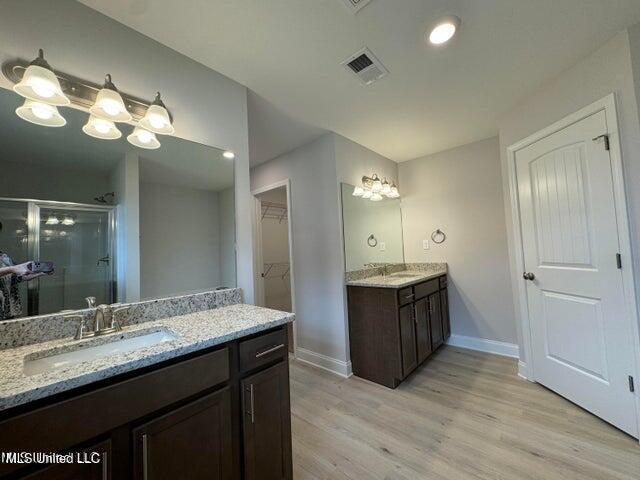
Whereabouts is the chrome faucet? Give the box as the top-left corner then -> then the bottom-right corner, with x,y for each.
66,302 -> 130,340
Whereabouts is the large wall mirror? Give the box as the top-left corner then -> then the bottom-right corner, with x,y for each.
340,182 -> 404,271
0,87 -> 236,320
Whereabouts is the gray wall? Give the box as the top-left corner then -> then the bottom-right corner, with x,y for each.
0,0 -> 254,302
251,135 -> 349,364
399,137 -> 517,343
497,29 -> 640,365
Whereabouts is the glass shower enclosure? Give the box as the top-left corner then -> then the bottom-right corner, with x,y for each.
0,198 -> 115,318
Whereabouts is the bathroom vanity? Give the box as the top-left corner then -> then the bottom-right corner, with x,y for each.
346,265 -> 450,388
0,291 -> 294,480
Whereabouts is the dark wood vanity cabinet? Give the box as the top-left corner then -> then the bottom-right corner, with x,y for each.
0,325 -> 292,480
347,275 -> 450,388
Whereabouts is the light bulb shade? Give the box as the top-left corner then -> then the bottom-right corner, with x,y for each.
83,115 -> 122,140
362,189 -> 373,199
139,93 -> 174,135
14,65 -> 70,106
370,192 -> 383,202
90,77 -> 132,122
381,179 -> 392,195
16,99 -> 66,127
45,216 -> 59,225
352,186 -> 364,197
127,127 -> 161,149
371,174 -> 383,193
389,186 -> 400,198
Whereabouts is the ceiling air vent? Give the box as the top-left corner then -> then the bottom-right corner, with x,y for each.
340,0 -> 373,14
342,47 -> 388,85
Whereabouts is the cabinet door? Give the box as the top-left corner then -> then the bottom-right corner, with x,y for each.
133,388 -> 233,480
399,304 -> 418,377
440,288 -> 451,340
429,293 -> 444,350
242,362 -> 293,480
20,440 -> 111,480
414,298 -> 432,363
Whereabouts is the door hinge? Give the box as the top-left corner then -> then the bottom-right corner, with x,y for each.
629,375 -> 635,393
616,253 -> 622,269
592,134 -> 610,151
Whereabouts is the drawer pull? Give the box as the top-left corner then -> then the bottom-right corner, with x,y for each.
142,434 -> 149,480
255,344 -> 285,358
245,384 -> 255,424
404,294 -> 414,300
102,451 -> 108,480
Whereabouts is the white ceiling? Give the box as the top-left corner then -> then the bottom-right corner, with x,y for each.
79,0 -> 640,162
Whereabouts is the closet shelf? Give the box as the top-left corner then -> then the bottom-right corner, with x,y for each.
263,262 -> 290,279
261,201 -> 288,223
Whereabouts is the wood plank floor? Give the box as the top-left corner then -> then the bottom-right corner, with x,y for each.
290,346 -> 640,480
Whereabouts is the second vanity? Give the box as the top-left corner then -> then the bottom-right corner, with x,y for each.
0,290 -> 294,480
346,264 -> 450,388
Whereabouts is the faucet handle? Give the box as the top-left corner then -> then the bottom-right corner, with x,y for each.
64,313 -> 87,340
85,296 -> 96,308
111,305 -> 130,330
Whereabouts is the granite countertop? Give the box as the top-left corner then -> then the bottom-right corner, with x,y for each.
0,304 -> 294,412
346,267 -> 447,289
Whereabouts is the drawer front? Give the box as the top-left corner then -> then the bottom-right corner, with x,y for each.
439,275 -> 448,289
0,347 -> 229,476
240,328 -> 287,372
398,287 -> 415,306
414,279 -> 439,300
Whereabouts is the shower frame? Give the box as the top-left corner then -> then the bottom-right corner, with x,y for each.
0,197 -> 117,316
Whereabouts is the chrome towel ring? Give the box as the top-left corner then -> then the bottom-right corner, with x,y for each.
367,234 -> 378,247
431,229 -> 446,244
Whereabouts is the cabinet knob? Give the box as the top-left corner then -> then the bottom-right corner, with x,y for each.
523,272 -> 535,281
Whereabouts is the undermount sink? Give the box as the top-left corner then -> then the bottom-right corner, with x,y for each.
388,273 -> 421,278
23,329 -> 177,376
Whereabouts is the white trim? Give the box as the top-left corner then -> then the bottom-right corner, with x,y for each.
518,361 -> 533,381
506,93 -> 640,438
251,179 -> 298,357
295,347 -> 353,378
446,334 -> 519,358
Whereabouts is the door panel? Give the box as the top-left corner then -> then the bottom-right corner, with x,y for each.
414,298 -> 431,363
516,110 -> 638,436
399,304 -> 418,377
428,294 -> 443,351
21,440 -> 111,480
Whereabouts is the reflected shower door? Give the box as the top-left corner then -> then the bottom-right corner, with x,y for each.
37,206 -> 113,314
0,200 -> 29,319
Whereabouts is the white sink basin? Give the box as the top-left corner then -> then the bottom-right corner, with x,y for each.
24,329 -> 177,376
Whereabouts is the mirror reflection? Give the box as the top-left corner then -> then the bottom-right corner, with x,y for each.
0,88 -> 236,320
340,182 -> 404,271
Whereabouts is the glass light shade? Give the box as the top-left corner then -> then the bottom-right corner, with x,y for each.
371,174 -> 383,193
429,16 -> 461,45
61,217 -> 75,226
45,216 -> 59,225
14,65 -> 70,106
389,186 -> 400,198
139,104 -> 174,135
16,100 -> 66,127
90,86 -> 132,122
83,115 -> 122,140
362,189 -> 373,199
370,192 -> 383,202
381,179 -> 392,195
352,186 -> 365,197
127,127 -> 161,149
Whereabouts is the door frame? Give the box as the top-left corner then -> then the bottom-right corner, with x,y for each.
506,93 -> 640,437
251,179 -> 297,356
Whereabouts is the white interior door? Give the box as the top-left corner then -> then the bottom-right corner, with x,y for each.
516,110 -> 638,437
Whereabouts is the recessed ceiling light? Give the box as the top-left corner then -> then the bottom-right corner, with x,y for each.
428,15 -> 461,45
223,151 -> 235,159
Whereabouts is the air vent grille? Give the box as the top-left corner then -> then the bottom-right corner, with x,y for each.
340,0 -> 373,13
341,47 -> 388,85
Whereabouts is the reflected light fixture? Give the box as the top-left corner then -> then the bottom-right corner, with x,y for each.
45,215 -> 59,225
139,92 -> 174,135
127,126 -> 160,149
428,15 -> 461,45
223,151 -> 235,160
83,115 -> 121,140
16,99 -> 66,127
61,217 -> 75,226
13,49 -> 70,106
90,74 -> 132,122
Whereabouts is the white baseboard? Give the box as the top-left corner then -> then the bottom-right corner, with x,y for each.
446,334 -> 519,358
295,347 -> 353,378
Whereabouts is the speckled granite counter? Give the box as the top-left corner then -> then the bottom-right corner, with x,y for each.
346,263 -> 447,289
0,304 -> 294,412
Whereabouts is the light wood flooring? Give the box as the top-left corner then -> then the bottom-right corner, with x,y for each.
289,346 -> 640,480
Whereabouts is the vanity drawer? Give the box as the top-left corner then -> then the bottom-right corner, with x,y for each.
398,287 -> 415,306
239,328 -> 287,372
415,279 -> 439,300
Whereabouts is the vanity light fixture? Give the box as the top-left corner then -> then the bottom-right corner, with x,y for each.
352,186 -> 365,197
388,183 -> 400,198
13,49 -> 70,106
90,74 -> 132,123
381,178 -> 392,195
223,151 -> 235,160
138,92 -> 175,135
370,192 -> 383,202
362,189 -> 373,199
15,99 -> 66,127
428,15 -> 461,45
45,215 -> 59,225
370,174 -> 383,193
127,126 -> 161,149
61,217 -> 75,226
355,174 -> 401,201
82,115 -> 122,140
